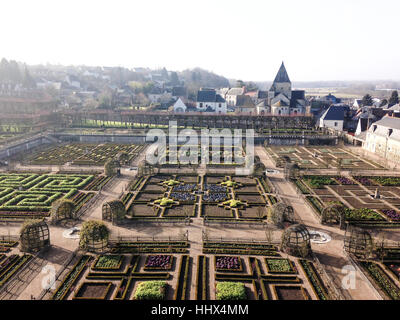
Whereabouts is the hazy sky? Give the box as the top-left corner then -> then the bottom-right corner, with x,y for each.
1,0 -> 400,81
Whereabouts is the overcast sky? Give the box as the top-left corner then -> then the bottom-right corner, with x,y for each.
1,0 -> 399,81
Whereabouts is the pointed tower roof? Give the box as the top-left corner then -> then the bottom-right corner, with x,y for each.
273,62 -> 291,83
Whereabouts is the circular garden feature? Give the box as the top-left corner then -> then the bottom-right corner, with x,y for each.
344,225 -> 373,259
281,224 -> 311,257
269,202 -> 295,228
102,200 -> 126,223
20,219 -> 50,252
50,199 -> 76,224
321,202 -> 346,228
104,159 -> 121,177
79,220 -> 110,252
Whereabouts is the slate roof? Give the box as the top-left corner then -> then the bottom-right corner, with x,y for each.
371,116 -> 400,130
273,62 -> 291,83
320,106 -> 349,121
197,89 -> 216,102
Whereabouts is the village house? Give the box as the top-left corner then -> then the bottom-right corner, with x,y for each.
196,88 -> 227,113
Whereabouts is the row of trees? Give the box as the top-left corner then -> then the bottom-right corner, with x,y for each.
0,58 -> 36,87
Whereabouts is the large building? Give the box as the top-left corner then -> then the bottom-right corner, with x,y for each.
261,62 -> 307,115
364,116 -> 400,164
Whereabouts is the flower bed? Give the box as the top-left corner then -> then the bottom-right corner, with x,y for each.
215,256 -> 243,272
334,176 -> 355,185
381,209 -> 400,221
360,261 -> 400,300
52,255 -> 91,300
133,281 -> 167,300
303,176 -> 336,189
299,259 -> 328,300
305,196 -> 324,215
344,208 -> 384,221
353,176 -> 376,186
265,258 -> 297,274
144,255 -> 173,270
93,255 -> 124,270
216,282 -> 246,300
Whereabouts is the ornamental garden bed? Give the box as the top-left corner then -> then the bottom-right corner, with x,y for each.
133,281 -> 167,300
299,259 -> 329,300
383,262 -> 400,280
144,255 -> 173,271
216,282 -> 247,300
92,255 -> 124,270
265,258 -> 297,274
359,261 -> 400,300
273,285 -> 309,300
73,282 -> 112,300
215,256 -> 243,272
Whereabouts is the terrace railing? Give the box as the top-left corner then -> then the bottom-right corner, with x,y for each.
202,234 -> 280,245
108,233 -> 189,244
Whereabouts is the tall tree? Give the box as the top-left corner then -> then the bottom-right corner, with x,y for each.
389,90 -> 399,107
361,94 -> 373,107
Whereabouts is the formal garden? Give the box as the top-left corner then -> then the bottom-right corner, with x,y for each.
0,173 -> 109,220
155,144 -> 246,167
120,174 -> 277,221
292,174 -> 400,228
45,246 -> 328,300
23,143 -> 145,166
265,146 -> 383,170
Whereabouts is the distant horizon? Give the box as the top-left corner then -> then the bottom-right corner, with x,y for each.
1,0 -> 400,83
3,57 -> 400,85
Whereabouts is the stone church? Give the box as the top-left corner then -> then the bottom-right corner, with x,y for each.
257,62 -> 307,115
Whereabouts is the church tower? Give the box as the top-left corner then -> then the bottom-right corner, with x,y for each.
268,62 -> 292,102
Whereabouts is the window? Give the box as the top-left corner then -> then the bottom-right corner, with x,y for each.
334,122 -> 338,127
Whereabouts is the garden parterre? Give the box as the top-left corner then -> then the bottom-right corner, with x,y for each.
293,175 -> 400,228
266,146 -> 383,170
125,174 -> 275,220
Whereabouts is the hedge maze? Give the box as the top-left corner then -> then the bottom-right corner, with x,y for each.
123,174 -> 277,221
0,173 -> 103,220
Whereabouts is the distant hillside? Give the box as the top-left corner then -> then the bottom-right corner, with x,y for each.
179,68 -> 230,99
